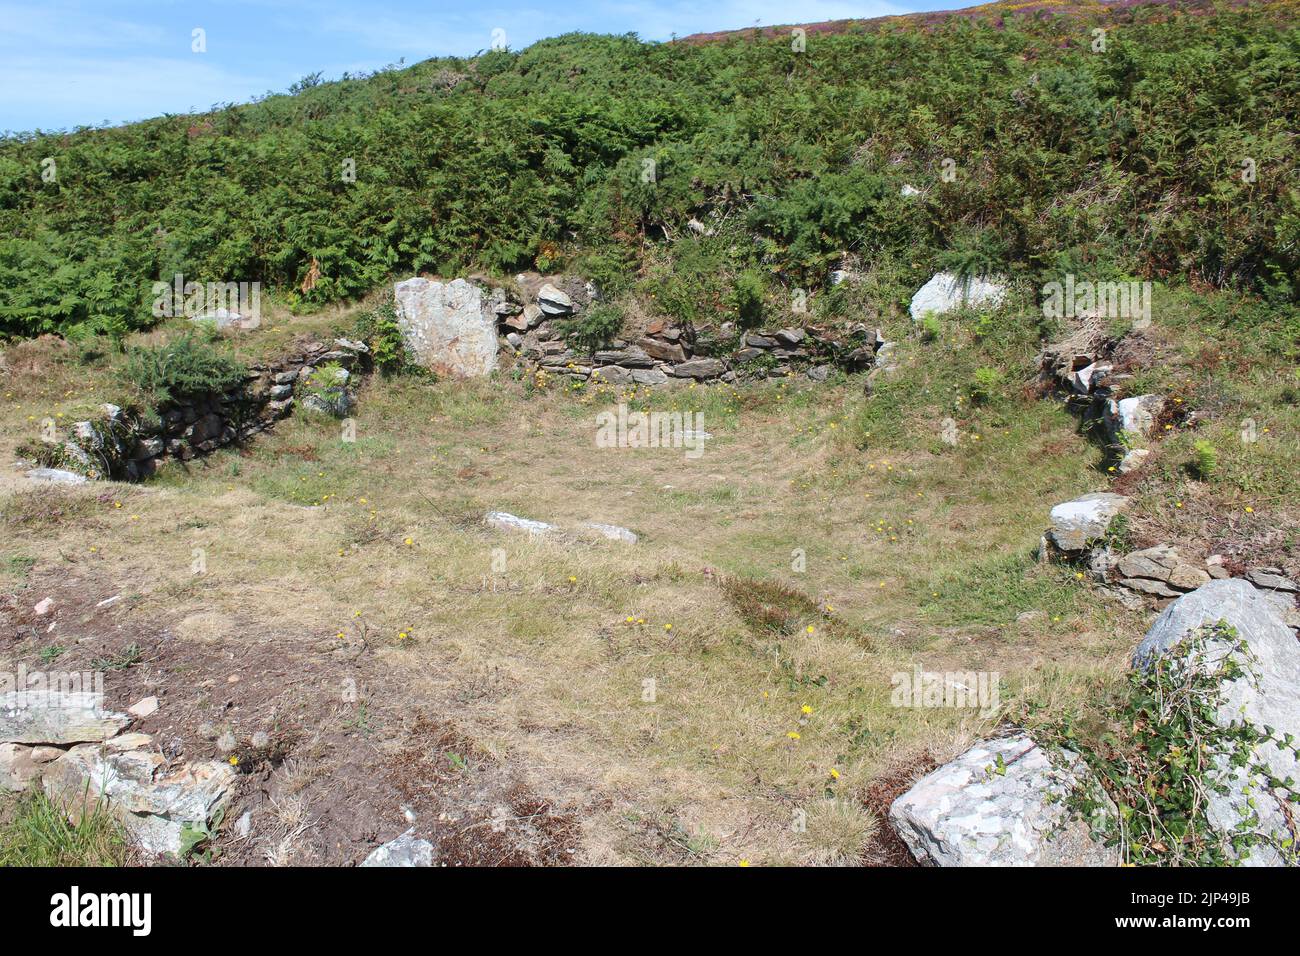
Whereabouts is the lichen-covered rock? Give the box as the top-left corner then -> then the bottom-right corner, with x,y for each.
908,272 -> 1008,321
394,277 -> 498,378
889,734 -> 1115,866
1046,492 -> 1130,553
1132,579 -> 1300,866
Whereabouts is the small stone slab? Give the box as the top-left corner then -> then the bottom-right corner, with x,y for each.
578,522 -> 638,544
1046,492 -> 1130,553
484,511 -> 556,537
24,468 -> 88,485
0,692 -> 130,745
361,829 -> 434,867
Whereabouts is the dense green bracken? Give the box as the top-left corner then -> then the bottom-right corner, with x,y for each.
0,3 -> 1295,340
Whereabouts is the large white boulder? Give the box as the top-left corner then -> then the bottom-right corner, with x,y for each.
909,272 -> 1008,321
393,277 -> 498,378
1132,578 -> 1300,866
889,733 -> 1115,866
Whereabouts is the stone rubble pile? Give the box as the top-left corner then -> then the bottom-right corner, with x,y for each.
1,690 -> 235,858
1039,322 -> 1172,474
1042,491 -> 1300,615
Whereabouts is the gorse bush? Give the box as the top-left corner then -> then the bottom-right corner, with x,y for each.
730,270 -> 767,330
0,4 -> 1297,340
121,333 -> 248,405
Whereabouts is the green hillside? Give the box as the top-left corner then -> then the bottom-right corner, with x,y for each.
0,0 -> 1296,340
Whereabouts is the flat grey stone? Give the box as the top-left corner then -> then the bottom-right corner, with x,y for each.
578,522 -> 638,544
24,468 -> 87,485
0,692 -> 129,745
361,828 -> 433,867
590,365 -> 632,385
1116,544 -> 1182,581
484,511 -> 555,537
1247,568 -> 1297,593
670,358 -> 725,379
536,283 -> 574,315
1121,577 -> 1181,598
630,368 -> 669,386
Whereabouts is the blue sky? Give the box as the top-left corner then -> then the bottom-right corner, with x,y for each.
0,0 -> 942,133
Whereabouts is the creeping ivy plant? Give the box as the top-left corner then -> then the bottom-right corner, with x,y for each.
1040,623 -> 1299,867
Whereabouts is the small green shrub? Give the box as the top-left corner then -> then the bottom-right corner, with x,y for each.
351,299 -> 414,375
560,302 -> 624,351
306,361 -> 347,396
121,334 -> 247,405
920,314 -> 942,343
